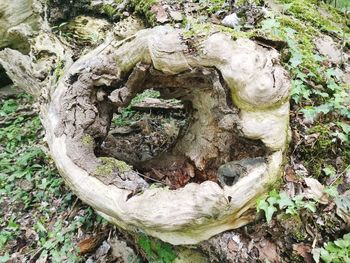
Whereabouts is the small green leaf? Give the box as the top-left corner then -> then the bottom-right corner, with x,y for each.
265,206 -> 277,223
35,221 -> 47,233
257,198 -> 277,222
304,201 -> 317,213
324,186 -> 339,198
312,247 -> 321,263
323,165 -> 336,177
337,122 -> 350,134
277,192 -> 293,209
0,253 -> 10,263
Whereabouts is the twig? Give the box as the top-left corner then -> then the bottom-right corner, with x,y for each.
28,247 -> 44,263
63,197 -> 80,220
135,171 -> 168,185
330,165 -> 350,186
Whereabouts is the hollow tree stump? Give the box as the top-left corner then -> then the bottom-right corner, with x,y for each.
0,23 -> 291,244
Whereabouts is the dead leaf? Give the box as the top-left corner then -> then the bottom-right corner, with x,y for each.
151,5 -> 169,23
169,11 -> 183,22
335,191 -> 350,226
314,35 -> 343,64
304,133 -> 320,146
78,236 -> 105,255
184,162 -> 195,178
256,238 -> 281,263
304,177 -> 329,204
210,14 -> 221,24
151,168 -> 166,180
285,165 -> 299,183
109,237 -> 138,262
293,243 -> 313,263
294,163 -> 308,177
25,228 -> 39,241
227,239 -> 239,252
35,253 -> 48,263
95,241 -> 111,259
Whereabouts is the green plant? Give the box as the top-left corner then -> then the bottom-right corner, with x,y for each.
137,234 -> 177,263
312,233 -> 350,263
112,89 -> 161,127
0,99 -> 17,116
54,59 -> 65,82
257,190 -> 317,222
103,4 -> 117,18
198,0 -> 226,14
0,94 -> 105,260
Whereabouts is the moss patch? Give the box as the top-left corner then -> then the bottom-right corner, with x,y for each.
95,157 -> 132,176
103,4 -> 117,18
82,134 -> 94,147
129,0 -> 158,26
277,0 -> 349,35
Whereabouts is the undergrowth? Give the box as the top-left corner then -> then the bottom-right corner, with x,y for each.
0,95 -> 108,262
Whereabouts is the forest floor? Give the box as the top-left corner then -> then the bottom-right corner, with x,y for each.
1,0 -> 350,262
0,94 -> 144,262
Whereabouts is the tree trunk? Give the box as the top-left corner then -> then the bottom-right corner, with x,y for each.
0,0 -> 291,257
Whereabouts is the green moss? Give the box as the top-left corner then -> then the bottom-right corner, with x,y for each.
265,177 -> 283,192
276,16 -> 321,79
103,4 -> 117,18
137,234 -> 177,262
276,0 -> 350,40
95,157 -> 132,176
278,0 -> 349,28
54,59 -> 65,82
309,124 -> 333,149
81,134 -> 94,147
300,124 -> 333,177
279,214 -> 307,241
183,22 -> 258,40
130,0 -> 157,26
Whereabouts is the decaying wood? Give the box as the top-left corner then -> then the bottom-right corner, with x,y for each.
130,98 -> 184,112
0,0 -> 41,53
0,3 -> 291,243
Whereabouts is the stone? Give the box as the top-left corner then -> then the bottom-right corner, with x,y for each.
221,13 -> 240,28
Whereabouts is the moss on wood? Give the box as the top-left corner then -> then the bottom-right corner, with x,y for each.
95,157 -> 132,176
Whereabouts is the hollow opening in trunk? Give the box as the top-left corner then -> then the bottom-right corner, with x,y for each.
87,67 -> 269,189
0,65 -> 13,88
95,88 -> 191,168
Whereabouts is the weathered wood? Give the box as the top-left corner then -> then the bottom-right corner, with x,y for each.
0,0 -> 41,53
28,26 -> 289,244
0,0 -> 291,245
130,98 -> 184,112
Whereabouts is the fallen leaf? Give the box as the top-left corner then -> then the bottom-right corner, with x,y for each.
78,235 -> 105,255
293,243 -> 313,263
227,239 -> 239,252
184,162 -> 195,178
294,163 -> 308,177
304,177 -> 329,204
335,191 -> 350,226
151,168 -> 166,180
151,5 -> 169,23
95,241 -> 111,259
109,236 -> 138,262
256,238 -> 281,263
285,165 -> 299,183
314,35 -> 343,64
221,13 -> 240,28
169,11 -> 183,22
